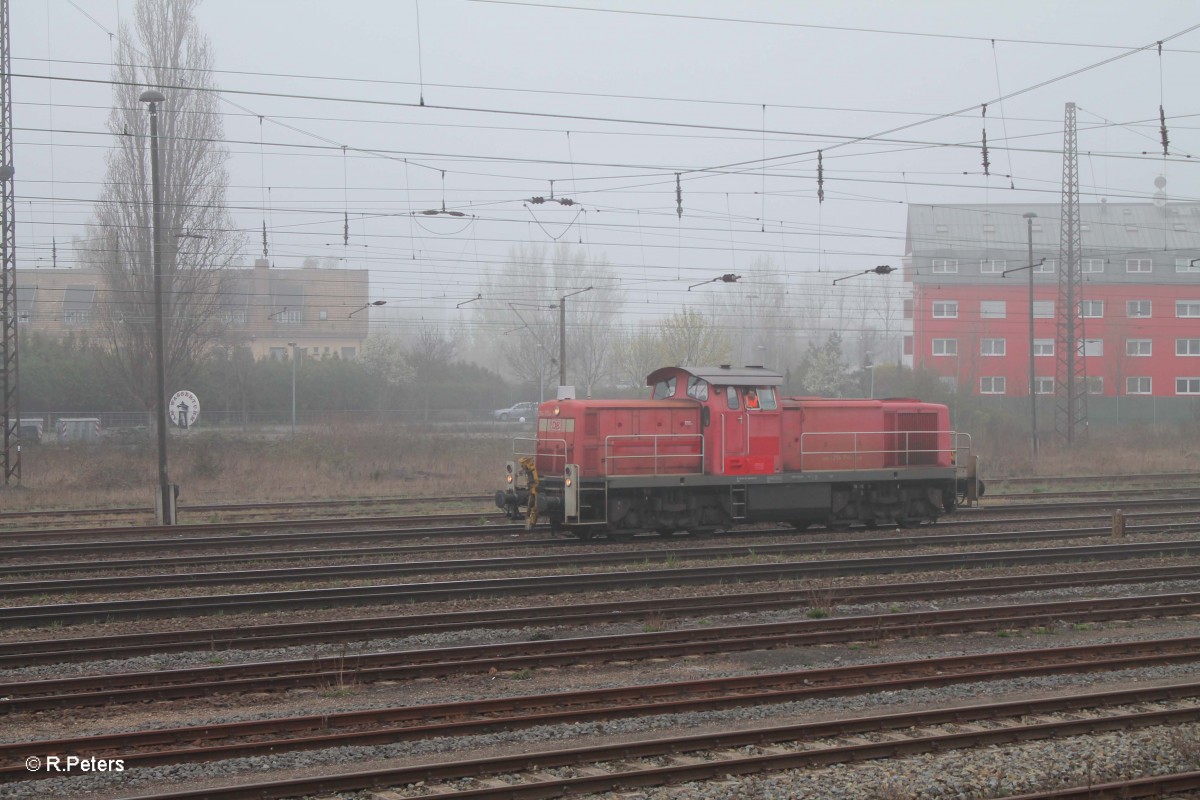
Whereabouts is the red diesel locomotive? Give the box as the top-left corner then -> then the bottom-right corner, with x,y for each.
497,365 -> 980,539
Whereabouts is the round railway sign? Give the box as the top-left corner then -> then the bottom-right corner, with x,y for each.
170,390 -> 200,429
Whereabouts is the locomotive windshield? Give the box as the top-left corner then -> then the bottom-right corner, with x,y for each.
652,376 -> 676,399
686,376 -> 709,400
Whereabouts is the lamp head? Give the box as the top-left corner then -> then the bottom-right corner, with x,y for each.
138,89 -> 166,105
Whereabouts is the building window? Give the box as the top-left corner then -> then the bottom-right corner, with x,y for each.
932,338 -> 957,356
938,376 -> 957,392
1035,377 -> 1055,395
1086,376 -> 1104,395
981,338 -> 1006,356
1176,258 -> 1200,273
1032,300 -> 1054,318
1033,338 -> 1054,356
980,376 -> 1006,395
341,347 -> 357,360
1080,300 -> 1104,318
1126,258 -> 1153,273
1082,258 -> 1105,273
1178,377 -> 1200,395
980,259 -> 1006,274
1126,339 -> 1152,357
1034,259 -> 1056,273
980,300 -> 1006,319
1126,300 -> 1152,318
903,336 -> 913,356
903,299 -> 913,319
1080,339 -> 1103,357
1177,338 -> 1200,356
269,347 -> 287,361
319,310 -> 328,321
1126,377 -> 1152,395
932,301 -> 958,319
1176,301 -> 1200,318
931,259 -> 958,274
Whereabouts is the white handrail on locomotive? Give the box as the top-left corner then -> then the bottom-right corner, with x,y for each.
796,429 -> 971,471
604,433 -> 705,476
512,436 -> 568,476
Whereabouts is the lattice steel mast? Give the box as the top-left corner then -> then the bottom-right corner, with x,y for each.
1,0 -> 19,485
1054,101 -> 1088,445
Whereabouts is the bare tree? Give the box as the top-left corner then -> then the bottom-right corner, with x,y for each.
89,0 -> 241,411
658,306 -> 734,366
610,326 -> 667,389
474,243 -> 621,398
407,325 -> 459,420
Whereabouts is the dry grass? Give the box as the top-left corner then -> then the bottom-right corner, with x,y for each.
2,421 -> 1196,512
5,421 -> 511,511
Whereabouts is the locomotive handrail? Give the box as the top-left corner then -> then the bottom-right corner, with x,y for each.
604,433 -> 705,476
798,429 -> 963,471
514,436 -> 568,478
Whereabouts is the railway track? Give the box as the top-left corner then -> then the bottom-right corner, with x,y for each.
4,507 -> 1200,583
3,564 -> 1199,667
5,538 -> 1200,629
10,657 -> 1200,798
5,525 -> 1200,603
4,593 -> 1200,714
2,494 -> 1198,566
0,478 -> 1196,537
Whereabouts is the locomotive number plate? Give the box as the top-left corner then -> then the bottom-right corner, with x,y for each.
548,419 -> 564,432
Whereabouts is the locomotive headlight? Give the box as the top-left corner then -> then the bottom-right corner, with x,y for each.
553,407 -> 561,416
565,476 -> 573,488
506,473 -> 514,484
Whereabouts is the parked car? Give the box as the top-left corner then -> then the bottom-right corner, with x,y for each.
493,401 -> 537,421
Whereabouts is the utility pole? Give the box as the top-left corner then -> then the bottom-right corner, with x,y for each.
1055,102 -> 1088,445
0,0 -> 20,486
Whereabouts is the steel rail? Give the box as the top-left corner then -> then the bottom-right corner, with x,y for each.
65,690 -> 1200,800
7,503 -> 1200,573
4,599 -> 1200,714
0,510 -> 508,540
6,670 -> 1200,783
4,539 -> 1200,629
6,520 -> 1200,597
4,565 -> 1200,668
0,494 -> 1196,557
0,493 -> 491,521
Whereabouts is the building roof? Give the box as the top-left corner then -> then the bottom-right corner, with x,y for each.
906,201 -> 1200,260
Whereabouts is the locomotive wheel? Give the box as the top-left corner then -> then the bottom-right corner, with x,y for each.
570,528 -> 594,541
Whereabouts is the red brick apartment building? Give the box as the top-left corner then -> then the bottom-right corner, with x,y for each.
903,201 -> 1200,422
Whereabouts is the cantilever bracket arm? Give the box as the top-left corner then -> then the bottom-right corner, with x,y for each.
832,265 -> 894,286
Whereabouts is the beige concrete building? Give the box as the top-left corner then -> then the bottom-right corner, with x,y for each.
14,258 -> 373,360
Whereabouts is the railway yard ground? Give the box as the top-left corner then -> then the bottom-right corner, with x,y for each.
3,427 -> 1200,799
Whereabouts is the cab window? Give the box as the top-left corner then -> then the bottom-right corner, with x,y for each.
686,376 -> 709,401
743,386 -> 776,411
725,385 -> 739,410
652,376 -> 676,399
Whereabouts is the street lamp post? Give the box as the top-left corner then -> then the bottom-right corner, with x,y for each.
288,341 -> 297,435
1024,213 -> 1038,457
558,287 -> 592,386
139,89 -> 173,525
1001,213 -> 1044,458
